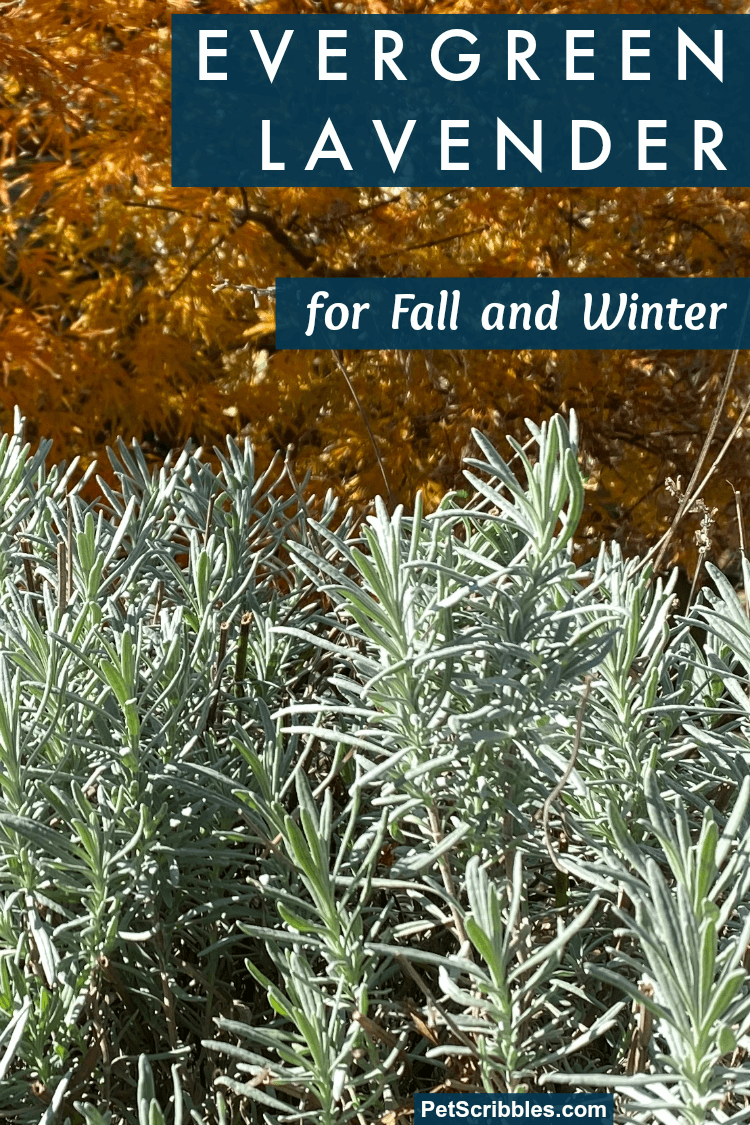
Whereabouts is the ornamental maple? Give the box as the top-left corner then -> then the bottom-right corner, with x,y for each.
1,0 -> 749,571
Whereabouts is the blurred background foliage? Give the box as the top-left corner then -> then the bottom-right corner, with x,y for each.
1,0 -> 750,571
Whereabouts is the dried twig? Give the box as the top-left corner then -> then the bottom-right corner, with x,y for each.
538,676 -> 593,872
235,611 -> 252,694
650,349 -> 739,574
207,621 -> 230,730
151,579 -> 164,625
203,492 -> 216,549
647,285 -> 750,576
57,541 -> 68,613
729,481 -> 750,619
332,350 -> 395,510
730,480 -> 748,562
211,281 -> 277,306
393,954 -> 481,1060
20,538 -> 41,625
66,499 -> 74,604
626,980 -> 655,1076
427,803 -> 470,952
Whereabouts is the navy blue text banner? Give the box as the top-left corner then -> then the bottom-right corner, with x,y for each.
414,1093 -> 613,1122
275,278 -> 750,350
172,15 -> 747,188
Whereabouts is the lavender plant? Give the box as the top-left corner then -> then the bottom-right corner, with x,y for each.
0,408 -> 750,1125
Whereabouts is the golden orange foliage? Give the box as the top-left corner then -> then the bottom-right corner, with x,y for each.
2,0 -> 749,569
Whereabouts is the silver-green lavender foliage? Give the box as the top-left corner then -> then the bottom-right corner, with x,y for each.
0,408 -> 750,1124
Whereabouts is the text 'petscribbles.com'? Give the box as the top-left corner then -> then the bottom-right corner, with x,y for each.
414,1094 -> 613,1122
